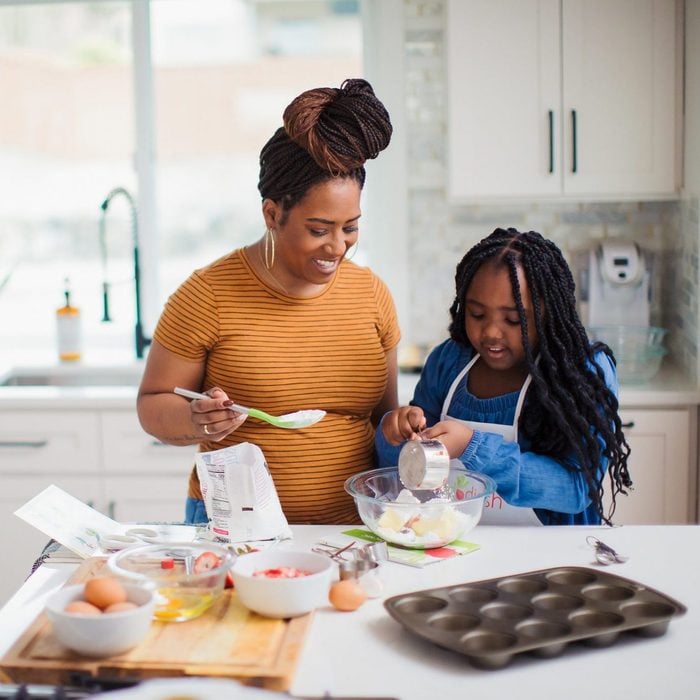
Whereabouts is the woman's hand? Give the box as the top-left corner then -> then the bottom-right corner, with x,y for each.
420,420 -> 473,458
188,387 -> 247,442
381,405 -> 427,445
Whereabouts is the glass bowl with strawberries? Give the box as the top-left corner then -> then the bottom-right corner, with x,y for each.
107,541 -> 234,622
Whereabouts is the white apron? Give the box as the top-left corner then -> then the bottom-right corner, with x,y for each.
441,353 -> 543,526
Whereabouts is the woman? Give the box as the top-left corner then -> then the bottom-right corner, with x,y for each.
137,79 -> 399,525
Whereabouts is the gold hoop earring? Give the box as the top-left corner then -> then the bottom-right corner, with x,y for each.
264,228 -> 275,270
346,241 -> 359,261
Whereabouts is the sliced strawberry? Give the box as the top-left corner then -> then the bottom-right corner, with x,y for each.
252,566 -> 310,579
225,571 -> 234,589
193,551 -> 222,573
426,547 -> 457,559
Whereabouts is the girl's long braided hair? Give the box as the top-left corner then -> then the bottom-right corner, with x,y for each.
257,78 -> 392,218
448,228 -> 632,524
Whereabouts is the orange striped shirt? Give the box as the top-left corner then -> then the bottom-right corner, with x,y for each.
153,248 -> 400,524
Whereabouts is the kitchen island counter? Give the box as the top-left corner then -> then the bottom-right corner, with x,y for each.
0,524 -> 697,699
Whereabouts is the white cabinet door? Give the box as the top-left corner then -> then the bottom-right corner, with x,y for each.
0,476 -> 102,609
0,410 -> 103,606
100,411 -> 196,523
103,475 -> 188,524
562,0 -> 677,196
446,0 -> 678,200
605,408 -> 692,524
100,411 -> 197,476
447,0 -> 561,199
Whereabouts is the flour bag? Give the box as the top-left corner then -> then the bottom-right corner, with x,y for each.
195,442 -> 292,543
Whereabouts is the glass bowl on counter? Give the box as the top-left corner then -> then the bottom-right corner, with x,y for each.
345,466 -> 496,549
586,324 -> 668,384
107,541 -> 234,622
614,345 -> 668,384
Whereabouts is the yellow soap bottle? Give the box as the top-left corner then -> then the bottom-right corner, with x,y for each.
56,278 -> 82,362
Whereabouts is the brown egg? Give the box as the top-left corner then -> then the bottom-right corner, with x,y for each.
328,579 -> 367,612
84,576 -> 128,610
103,601 -> 138,614
64,600 -> 102,615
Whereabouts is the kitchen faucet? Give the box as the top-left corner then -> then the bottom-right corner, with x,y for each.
98,187 -> 151,360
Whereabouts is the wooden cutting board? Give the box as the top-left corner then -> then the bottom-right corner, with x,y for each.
0,558 -> 313,691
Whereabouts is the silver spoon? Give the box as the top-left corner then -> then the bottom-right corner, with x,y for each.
587,536 -> 629,565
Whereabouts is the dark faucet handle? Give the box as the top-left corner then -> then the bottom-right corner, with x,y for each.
101,282 -> 112,323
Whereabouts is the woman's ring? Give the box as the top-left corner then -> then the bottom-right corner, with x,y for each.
203,424 -> 210,435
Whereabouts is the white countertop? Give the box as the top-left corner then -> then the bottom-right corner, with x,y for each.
0,362 -> 698,410
0,385 -> 140,410
400,363 -> 700,407
1,524 -> 698,699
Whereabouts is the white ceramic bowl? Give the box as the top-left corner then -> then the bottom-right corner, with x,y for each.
345,466 -> 496,549
45,583 -> 154,657
231,550 -> 333,619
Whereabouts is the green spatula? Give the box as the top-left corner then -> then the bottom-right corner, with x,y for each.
174,387 -> 325,429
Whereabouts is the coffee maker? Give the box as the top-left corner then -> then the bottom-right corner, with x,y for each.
577,241 -> 651,327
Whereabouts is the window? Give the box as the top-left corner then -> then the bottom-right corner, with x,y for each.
0,0 -> 362,365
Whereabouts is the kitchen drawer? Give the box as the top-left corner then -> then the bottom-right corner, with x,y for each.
0,411 -> 101,475
102,475 -> 187,523
100,411 -> 197,475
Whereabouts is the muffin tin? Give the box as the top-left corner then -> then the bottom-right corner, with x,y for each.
384,566 -> 687,669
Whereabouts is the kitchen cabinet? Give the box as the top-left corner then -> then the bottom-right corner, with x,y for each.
446,0 -> 679,200
99,410 -> 196,522
0,407 -> 197,607
0,475 -> 102,611
604,407 -> 696,525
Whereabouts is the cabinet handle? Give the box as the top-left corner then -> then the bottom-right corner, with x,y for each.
571,109 -> 578,173
621,421 -> 635,429
0,440 -> 48,448
548,110 -> 554,173
108,501 -> 116,519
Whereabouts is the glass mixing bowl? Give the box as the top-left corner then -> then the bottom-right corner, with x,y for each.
107,542 -> 234,622
345,466 -> 496,549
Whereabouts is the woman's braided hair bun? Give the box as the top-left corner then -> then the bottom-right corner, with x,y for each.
258,79 -> 392,203
283,78 -> 393,174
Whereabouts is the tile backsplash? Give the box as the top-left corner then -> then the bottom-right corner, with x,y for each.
401,0 -> 695,383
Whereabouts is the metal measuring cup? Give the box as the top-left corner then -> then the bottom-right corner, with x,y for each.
338,558 -> 384,598
398,439 -> 450,490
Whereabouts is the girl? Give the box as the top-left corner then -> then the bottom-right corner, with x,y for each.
376,228 -> 631,525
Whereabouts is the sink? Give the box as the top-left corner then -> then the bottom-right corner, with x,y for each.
0,364 -> 145,387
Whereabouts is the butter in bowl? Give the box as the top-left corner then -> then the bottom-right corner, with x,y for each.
345,466 -> 496,549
